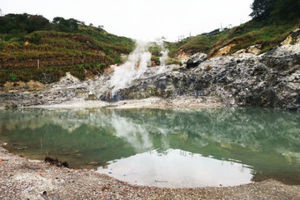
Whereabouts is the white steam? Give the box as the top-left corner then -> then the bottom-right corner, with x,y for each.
109,41 -> 151,95
109,39 -> 169,96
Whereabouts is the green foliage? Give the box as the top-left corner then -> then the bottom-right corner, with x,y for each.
0,13 -> 49,34
9,73 -> 17,81
0,39 -> 4,50
167,30 -> 230,57
148,43 -> 163,57
151,56 -> 161,66
168,0 -> 299,58
269,0 -> 300,21
250,0 -> 274,19
0,13 -> 135,84
0,62 -> 110,85
250,0 -> 300,21
27,33 -> 42,44
165,58 -> 181,65
229,22 -> 296,53
167,19 -> 298,58
52,17 -> 81,32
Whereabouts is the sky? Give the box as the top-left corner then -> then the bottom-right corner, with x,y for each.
1,0 -> 253,41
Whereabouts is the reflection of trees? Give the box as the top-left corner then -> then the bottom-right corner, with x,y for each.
1,108 -> 299,154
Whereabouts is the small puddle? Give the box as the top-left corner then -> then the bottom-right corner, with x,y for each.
97,149 -> 253,188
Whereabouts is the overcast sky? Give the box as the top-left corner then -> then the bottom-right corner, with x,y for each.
1,0 -> 253,41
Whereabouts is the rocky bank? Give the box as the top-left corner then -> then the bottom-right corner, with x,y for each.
103,29 -> 300,111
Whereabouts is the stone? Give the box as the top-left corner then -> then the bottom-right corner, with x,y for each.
85,93 -> 97,101
0,34 -> 299,111
27,80 -> 45,91
214,43 -> 236,57
247,44 -> 262,55
108,41 -> 300,111
186,53 -> 207,68
233,49 -> 247,55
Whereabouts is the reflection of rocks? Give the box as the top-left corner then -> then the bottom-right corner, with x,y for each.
1,108 -> 300,184
1,108 -> 299,155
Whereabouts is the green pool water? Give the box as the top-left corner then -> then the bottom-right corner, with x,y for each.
0,108 -> 299,187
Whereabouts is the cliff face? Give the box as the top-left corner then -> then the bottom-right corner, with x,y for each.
104,29 -> 300,111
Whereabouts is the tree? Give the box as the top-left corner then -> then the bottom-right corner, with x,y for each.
250,0 -> 274,19
270,0 -> 300,20
250,0 -> 300,21
0,13 -> 49,34
27,15 -> 49,32
53,17 -> 79,32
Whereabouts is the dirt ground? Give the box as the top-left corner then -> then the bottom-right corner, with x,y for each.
1,144 -> 300,200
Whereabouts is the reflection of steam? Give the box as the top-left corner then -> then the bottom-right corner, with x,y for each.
1,108 -> 300,159
110,113 -> 153,151
1,108 -> 300,185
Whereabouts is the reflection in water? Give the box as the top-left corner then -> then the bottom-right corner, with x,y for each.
97,149 -> 253,187
0,108 -> 299,187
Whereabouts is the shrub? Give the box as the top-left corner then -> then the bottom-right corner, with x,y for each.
151,56 -> 161,66
9,73 -> 17,81
166,58 -> 182,65
149,44 -> 163,57
28,33 -> 42,44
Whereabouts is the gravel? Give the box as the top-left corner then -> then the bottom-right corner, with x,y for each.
1,144 -> 300,200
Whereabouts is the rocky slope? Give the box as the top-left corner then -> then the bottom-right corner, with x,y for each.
0,29 -> 299,111
102,29 -> 300,111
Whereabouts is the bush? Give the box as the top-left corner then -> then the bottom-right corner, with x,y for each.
9,73 -> 17,81
0,40 -> 4,50
149,44 -> 163,57
166,58 -> 182,65
151,56 -> 161,66
250,0 -> 300,21
28,33 -> 41,44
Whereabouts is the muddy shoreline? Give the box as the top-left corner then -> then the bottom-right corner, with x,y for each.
1,143 -> 300,200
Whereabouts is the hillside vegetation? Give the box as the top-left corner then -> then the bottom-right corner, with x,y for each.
167,0 -> 300,58
0,14 -> 135,85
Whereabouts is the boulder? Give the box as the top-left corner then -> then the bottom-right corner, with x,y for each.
281,28 -> 300,46
214,43 -> 236,57
186,53 -> 207,68
85,93 -> 97,101
247,44 -> 262,55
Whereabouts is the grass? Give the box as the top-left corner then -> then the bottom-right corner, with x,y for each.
0,25 -> 135,85
165,58 -> 182,65
0,62 -> 109,84
167,19 -> 299,58
151,56 -> 161,66
148,42 -> 164,66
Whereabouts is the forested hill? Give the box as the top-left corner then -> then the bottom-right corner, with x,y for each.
167,0 -> 300,58
0,14 -> 135,85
